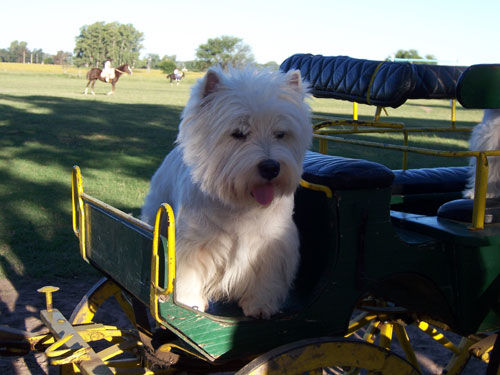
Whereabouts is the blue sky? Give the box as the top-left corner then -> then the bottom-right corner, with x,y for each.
2,0 -> 499,66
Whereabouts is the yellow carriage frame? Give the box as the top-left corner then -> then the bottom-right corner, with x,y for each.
312,111 -> 500,230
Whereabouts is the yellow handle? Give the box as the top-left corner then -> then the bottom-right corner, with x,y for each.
150,203 -> 176,322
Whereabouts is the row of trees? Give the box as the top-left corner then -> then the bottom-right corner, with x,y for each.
0,40 -> 72,65
390,49 -> 438,64
1,22 -> 277,72
2,21 -> 438,72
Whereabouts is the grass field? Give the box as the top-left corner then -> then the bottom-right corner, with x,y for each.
0,63 -> 484,280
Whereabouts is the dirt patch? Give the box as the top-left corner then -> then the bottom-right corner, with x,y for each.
0,276 -> 489,374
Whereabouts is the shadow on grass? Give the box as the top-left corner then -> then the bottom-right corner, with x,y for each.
0,94 -> 182,281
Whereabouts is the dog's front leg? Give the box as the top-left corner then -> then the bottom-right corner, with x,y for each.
238,238 -> 299,319
174,257 -> 209,312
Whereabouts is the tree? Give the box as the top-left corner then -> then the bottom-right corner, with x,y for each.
195,35 -> 254,70
8,40 -> 29,63
392,49 -> 437,65
54,50 -> 72,65
260,61 -> 279,70
158,59 -> 177,74
31,48 -> 45,64
0,48 -> 9,62
73,22 -> 143,67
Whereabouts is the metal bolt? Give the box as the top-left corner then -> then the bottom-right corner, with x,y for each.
37,286 -> 60,311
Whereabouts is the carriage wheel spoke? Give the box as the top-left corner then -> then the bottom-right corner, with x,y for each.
393,324 -> 422,374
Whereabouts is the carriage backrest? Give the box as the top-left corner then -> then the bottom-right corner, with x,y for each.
457,64 -> 500,109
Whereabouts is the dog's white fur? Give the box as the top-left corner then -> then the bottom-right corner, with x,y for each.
141,66 -> 312,318
463,109 -> 500,199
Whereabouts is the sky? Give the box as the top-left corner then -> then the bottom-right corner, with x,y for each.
2,0 -> 499,66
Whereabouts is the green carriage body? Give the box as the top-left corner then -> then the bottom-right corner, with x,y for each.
72,152 -> 500,363
65,63 -> 500,371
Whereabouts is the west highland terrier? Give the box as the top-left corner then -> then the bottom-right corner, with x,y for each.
141,66 -> 312,318
463,109 -> 500,199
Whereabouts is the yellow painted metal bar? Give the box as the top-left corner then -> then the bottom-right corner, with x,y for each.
363,321 -> 381,344
313,135 -> 500,229
416,321 -> 460,354
393,324 -> 422,374
345,312 -> 378,337
71,166 -> 82,237
451,99 -> 457,129
353,102 -> 359,120
150,203 -> 176,323
402,129 -> 409,170
379,323 -> 394,350
443,337 -> 475,374
319,138 -> 328,154
471,153 -> 489,230
315,124 -> 470,135
313,118 -> 405,131
72,166 -> 87,262
299,179 -> 333,198
312,134 -> 500,158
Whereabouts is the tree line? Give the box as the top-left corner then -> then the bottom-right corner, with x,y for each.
0,40 -> 72,65
1,21 -> 436,72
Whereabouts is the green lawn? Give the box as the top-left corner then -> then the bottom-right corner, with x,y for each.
0,66 -> 484,280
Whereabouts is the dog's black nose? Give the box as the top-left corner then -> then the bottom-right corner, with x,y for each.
258,159 -> 280,180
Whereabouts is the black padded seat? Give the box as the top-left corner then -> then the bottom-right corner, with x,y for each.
280,54 -> 468,107
437,198 -> 500,224
303,151 -> 394,191
408,64 -> 467,100
392,166 -> 470,195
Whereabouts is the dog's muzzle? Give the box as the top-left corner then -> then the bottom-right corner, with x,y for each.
258,159 -> 280,180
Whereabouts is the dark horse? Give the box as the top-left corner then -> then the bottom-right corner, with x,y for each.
167,71 -> 184,85
84,64 -> 133,95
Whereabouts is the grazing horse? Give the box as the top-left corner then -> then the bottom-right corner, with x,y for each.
84,64 -> 133,95
167,71 -> 184,85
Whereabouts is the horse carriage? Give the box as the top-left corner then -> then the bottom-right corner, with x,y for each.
2,56 -> 500,375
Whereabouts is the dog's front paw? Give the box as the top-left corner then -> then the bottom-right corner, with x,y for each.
175,293 -> 208,312
239,298 -> 279,319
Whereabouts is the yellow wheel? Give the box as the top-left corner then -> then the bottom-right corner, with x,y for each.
236,337 -> 420,375
58,277 -> 143,374
346,298 -> 489,374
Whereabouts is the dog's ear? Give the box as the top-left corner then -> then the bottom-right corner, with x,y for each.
287,70 -> 302,90
202,70 -> 220,97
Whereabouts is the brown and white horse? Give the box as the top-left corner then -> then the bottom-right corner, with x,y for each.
84,64 -> 133,95
167,71 -> 184,85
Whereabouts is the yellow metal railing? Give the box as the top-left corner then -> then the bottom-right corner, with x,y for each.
150,203 -> 176,322
313,116 -> 470,170
351,99 -> 458,126
314,133 -> 500,230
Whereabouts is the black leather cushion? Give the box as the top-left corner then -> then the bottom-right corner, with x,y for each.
280,54 -> 468,107
303,151 -> 394,190
437,198 -> 500,223
281,54 -> 414,108
392,167 -> 470,194
409,64 -> 467,99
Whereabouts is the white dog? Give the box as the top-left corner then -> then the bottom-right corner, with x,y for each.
464,109 -> 500,199
141,66 -> 312,318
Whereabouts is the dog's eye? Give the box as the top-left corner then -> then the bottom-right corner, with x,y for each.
231,130 -> 249,140
274,131 -> 286,139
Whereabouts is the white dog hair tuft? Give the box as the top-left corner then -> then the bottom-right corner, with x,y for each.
464,108 -> 500,199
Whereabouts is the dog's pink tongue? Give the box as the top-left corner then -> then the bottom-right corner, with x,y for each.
252,184 -> 274,206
